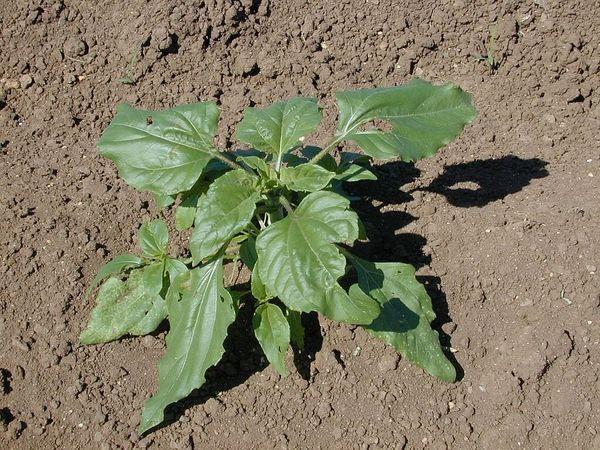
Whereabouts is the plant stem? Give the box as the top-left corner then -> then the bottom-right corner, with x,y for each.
278,196 -> 294,215
210,149 -> 244,170
309,135 -> 343,164
337,245 -> 352,258
274,153 -> 283,172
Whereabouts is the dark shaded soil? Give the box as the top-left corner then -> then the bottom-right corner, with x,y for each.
1,0 -> 599,448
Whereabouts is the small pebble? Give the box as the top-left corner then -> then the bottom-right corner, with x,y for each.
20,74 -> 33,89
141,335 -> 157,348
378,354 -> 399,372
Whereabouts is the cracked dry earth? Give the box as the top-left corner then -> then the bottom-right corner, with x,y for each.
1,0 -> 599,449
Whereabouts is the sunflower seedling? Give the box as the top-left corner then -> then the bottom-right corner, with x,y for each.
81,79 -> 477,434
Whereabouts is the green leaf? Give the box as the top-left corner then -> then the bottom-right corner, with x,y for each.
280,163 -> 336,192
236,98 -> 322,163
80,264 -> 164,344
154,193 -> 176,209
164,258 -> 189,283
190,169 -> 260,264
175,192 -> 200,231
86,253 -> 144,296
129,262 -> 168,335
335,79 -> 477,161
335,164 -> 377,182
140,258 -> 235,434
286,309 -> 305,348
255,191 -> 379,325
238,155 -> 276,180
253,303 -> 290,376
348,255 -> 456,382
98,102 -> 220,195
139,219 -> 169,259
239,238 -> 272,301
239,237 -> 258,269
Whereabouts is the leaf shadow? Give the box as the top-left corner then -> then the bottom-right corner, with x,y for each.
292,312 -> 324,380
343,161 -> 460,378
423,155 -> 549,207
146,302 -> 267,432
145,302 -> 323,433
346,161 -> 431,268
418,275 -> 463,381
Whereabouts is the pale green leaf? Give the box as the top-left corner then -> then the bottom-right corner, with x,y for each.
154,193 -> 176,209
86,253 -> 144,297
253,303 -> 290,376
164,258 -> 189,283
130,262 -> 168,335
139,219 -> 169,259
255,191 -> 379,324
236,98 -> 322,161
239,238 -> 272,301
80,264 -> 164,344
238,155 -> 276,180
335,164 -> 377,182
140,259 -> 235,433
190,169 -> 260,264
348,255 -> 456,382
280,163 -> 336,192
99,103 -> 220,195
335,79 -> 477,161
175,192 -> 200,231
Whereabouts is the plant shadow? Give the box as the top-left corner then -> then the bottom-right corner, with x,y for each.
343,156 -> 548,381
145,155 -> 547,433
146,302 -> 323,433
347,161 -> 431,268
423,155 -> 549,207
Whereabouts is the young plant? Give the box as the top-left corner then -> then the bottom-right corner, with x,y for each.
81,79 -> 477,434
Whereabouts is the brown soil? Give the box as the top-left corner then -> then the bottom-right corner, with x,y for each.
1,0 -> 599,449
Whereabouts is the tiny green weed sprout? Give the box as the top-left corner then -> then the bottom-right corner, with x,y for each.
474,28 -> 501,73
81,79 -> 477,434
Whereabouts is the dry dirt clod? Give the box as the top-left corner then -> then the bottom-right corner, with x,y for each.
378,354 -> 400,373
64,37 -> 88,58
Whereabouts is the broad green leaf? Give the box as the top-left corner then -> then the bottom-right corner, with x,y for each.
280,163 -> 336,192
154,193 -> 176,209
236,98 -> 322,162
164,258 -> 189,283
99,102 -> 220,195
80,265 -> 164,344
286,309 -> 305,348
253,303 -> 290,376
139,219 -> 169,259
255,191 -> 379,325
239,237 -> 258,269
140,259 -> 235,434
86,253 -> 144,296
334,164 -> 377,182
175,192 -> 200,231
348,255 -> 456,382
239,238 -> 272,301
335,79 -> 477,161
129,263 -> 168,335
190,169 -> 260,264
340,151 -> 371,167
238,155 -> 276,180
174,179 -> 210,231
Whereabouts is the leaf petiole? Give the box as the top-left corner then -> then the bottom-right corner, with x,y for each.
208,146 -> 244,171
309,135 -> 343,164
278,196 -> 294,215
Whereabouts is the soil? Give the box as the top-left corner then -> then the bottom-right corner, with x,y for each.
1,0 -> 599,449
